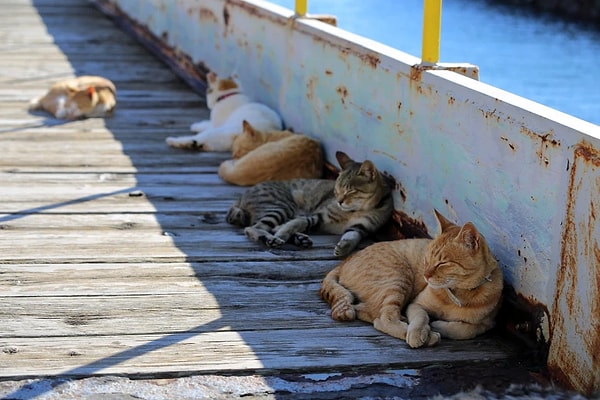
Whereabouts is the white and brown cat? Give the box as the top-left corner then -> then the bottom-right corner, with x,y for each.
218,120 -> 323,186
166,72 -> 283,152
29,76 -> 116,119
320,209 -> 503,348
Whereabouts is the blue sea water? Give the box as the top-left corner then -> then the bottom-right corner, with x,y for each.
269,0 -> 600,126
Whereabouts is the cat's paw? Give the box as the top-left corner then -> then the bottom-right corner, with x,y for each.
292,233 -> 313,248
265,236 -> 286,248
331,300 -> 356,321
406,323 -> 433,349
427,331 -> 441,347
244,227 -> 267,243
333,239 -> 354,257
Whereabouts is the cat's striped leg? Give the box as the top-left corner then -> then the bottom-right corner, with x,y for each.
267,216 -> 314,248
243,214 -> 282,245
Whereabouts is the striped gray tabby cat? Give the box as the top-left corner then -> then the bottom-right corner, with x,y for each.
226,151 -> 393,257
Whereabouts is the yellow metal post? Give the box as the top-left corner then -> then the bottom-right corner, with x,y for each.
421,0 -> 442,64
295,0 -> 308,16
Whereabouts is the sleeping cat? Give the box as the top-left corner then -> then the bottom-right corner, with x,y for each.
226,151 -> 393,257
218,120 -> 323,185
165,72 -> 283,151
320,209 -> 503,348
29,75 -> 116,119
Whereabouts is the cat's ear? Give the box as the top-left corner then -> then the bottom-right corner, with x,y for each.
335,151 -> 353,169
207,72 -> 217,84
242,120 -> 256,136
358,160 -> 377,181
434,209 -> 456,233
457,222 -> 480,251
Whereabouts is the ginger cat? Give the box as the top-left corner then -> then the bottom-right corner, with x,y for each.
218,120 -> 323,186
165,72 -> 282,151
29,76 -> 116,119
320,209 -> 503,348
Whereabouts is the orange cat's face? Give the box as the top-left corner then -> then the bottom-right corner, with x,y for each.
423,211 -> 494,290
205,72 -> 240,109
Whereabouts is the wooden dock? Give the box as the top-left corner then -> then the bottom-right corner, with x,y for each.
0,0 -> 547,398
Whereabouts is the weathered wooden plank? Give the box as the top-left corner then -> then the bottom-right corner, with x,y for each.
0,228 -> 343,264
0,327 -> 518,379
0,199 -> 233,214
0,279 -> 336,337
0,184 -> 242,204
0,260 -> 335,281
0,173 -> 226,186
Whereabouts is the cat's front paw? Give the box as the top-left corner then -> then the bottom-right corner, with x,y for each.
334,239 -> 354,257
265,236 -> 286,248
292,233 -> 313,248
406,323 -> 433,349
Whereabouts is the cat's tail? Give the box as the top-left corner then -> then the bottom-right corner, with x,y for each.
226,202 -> 250,227
319,266 -> 357,321
218,160 -> 244,185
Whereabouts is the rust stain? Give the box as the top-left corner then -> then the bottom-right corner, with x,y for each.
336,85 -> 348,105
520,127 -> 560,167
359,53 -> 380,69
305,77 -> 317,101
481,108 -> 501,123
410,65 -> 423,81
496,287 -> 550,364
388,210 -> 429,240
500,136 -> 517,152
549,140 -> 600,395
448,96 -> 455,105
199,7 -> 217,23
324,69 -> 333,76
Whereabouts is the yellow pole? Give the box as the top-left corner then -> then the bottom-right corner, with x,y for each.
295,0 -> 308,16
421,0 -> 442,64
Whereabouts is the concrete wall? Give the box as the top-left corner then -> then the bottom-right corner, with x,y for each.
96,0 -> 600,394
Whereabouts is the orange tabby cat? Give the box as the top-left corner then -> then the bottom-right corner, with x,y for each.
218,120 -> 323,186
29,76 -> 116,119
320,209 -> 503,348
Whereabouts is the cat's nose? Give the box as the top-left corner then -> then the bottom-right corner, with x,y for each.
423,270 -> 433,280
